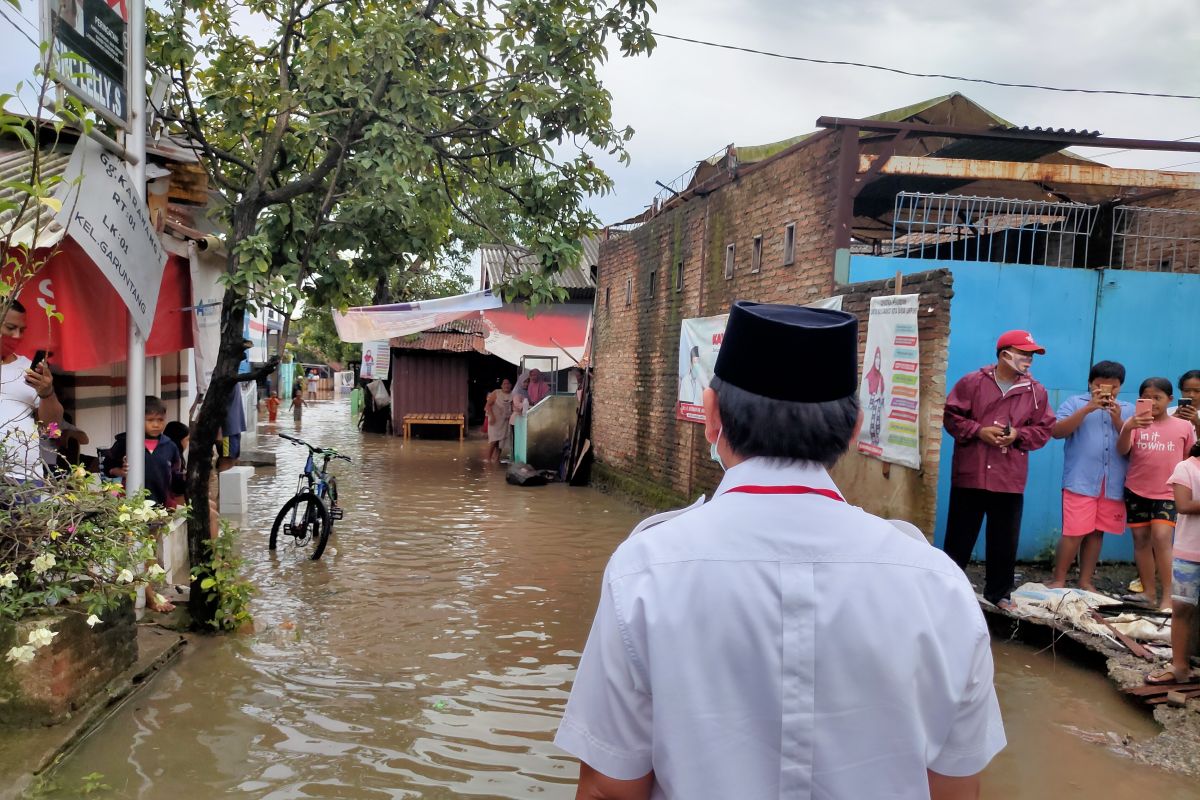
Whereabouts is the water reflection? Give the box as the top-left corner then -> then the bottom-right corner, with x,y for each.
36,403 -> 1197,798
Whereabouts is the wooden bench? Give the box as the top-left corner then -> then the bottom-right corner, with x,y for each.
402,413 -> 465,441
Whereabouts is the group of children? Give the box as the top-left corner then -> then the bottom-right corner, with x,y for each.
1049,364 -> 1200,684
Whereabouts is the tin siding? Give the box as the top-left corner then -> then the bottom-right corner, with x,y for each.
389,351 -> 469,434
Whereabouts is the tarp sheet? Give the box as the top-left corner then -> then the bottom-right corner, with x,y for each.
335,293 -> 590,369
333,290 -> 502,343
480,303 -> 590,367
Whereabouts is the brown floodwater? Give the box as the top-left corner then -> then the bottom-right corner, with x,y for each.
34,403 -> 1199,798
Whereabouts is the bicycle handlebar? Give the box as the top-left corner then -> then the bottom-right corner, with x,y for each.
278,433 -> 352,463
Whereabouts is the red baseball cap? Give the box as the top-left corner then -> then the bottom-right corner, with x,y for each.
996,329 -> 1045,355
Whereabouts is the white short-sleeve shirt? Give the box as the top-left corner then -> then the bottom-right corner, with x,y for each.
0,356 -> 41,478
555,458 -> 1005,799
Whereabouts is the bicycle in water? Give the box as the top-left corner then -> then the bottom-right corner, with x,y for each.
269,433 -> 350,560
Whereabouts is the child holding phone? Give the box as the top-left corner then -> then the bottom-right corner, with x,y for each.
1119,377 -> 1197,609
1146,439 -> 1200,685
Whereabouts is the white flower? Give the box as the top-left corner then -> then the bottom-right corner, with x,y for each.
5,645 -> 35,664
117,513 -> 132,523
147,564 -> 166,579
31,553 -> 56,574
86,614 -> 102,628
27,627 -> 57,649
116,568 -> 134,584
0,572 -> 16,589
142,500 -> 156,511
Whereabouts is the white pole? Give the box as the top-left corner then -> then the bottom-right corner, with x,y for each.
124,0 -> 147,493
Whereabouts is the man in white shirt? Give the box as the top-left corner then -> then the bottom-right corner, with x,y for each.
0,300 -> 63,478
556,301 -> 1005,800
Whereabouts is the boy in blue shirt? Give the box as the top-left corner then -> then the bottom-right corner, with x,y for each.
105,395 -> 185,507
1047,361 -> 1132,591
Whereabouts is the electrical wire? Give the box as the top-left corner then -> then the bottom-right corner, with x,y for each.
1089,134 -> 1200,158
652,31 -> 1200,101
0,7 -> 38,48
1159,158 -> 1200,170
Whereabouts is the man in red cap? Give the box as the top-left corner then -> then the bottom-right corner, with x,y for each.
942,330 -> 1056,610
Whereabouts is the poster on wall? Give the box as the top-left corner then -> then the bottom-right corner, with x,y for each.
360,340 -> 391,381
676,314 -> 728,423
855,294 -> 921,469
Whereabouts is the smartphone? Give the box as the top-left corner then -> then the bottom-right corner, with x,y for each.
1136,398 -> 1153,417
29,350 -> 47,370
1181,397 -> 1194,408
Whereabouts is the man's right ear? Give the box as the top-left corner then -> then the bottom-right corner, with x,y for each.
702,387 -> 722,444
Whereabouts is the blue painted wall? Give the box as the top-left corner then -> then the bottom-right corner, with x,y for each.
849,255 -> 1200,562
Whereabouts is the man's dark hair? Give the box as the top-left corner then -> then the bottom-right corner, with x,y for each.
711,376 -> 859,467
1139,377 -> 1174,398
1088,361 -> 1126,384
145,395 -> 167,415
1179,369 -> 1200,389
9,300 -> 25,314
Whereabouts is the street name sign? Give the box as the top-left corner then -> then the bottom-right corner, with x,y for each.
54,137 -> 167,335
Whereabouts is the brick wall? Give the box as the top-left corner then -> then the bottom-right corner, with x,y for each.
591,132 -> 841,505
0,603 -> 136,727
828,269 -> 954,536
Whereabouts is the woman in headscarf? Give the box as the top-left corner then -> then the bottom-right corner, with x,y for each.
484,377 -> 514,463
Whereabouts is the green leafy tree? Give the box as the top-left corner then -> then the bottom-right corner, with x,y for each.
148,0 -> 655,624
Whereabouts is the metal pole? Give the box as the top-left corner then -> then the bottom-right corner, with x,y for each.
124,0 -> 147,493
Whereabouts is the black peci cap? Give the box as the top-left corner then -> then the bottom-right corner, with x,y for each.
713,301 -> 859,402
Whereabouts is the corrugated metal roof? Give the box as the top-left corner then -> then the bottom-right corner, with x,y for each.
390,317 -> 488,353
0,146 -> 72,248
480,237 -> 598,291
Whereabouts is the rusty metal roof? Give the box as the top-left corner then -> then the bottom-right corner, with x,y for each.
0,145 -> 72,248
390,316 -> 488,353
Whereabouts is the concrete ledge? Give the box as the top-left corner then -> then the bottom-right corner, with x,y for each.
0,626 -> 187,800
238,446 -> 277,467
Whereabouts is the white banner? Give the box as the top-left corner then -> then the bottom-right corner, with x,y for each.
55,138 -> 168,336
333,290 -> 502,342
360,340 -> 391,380
676,314 -> 728,424
855,294 -> 921,469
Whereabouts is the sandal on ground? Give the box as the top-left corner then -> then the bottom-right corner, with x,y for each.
1145,666 -> 1198,686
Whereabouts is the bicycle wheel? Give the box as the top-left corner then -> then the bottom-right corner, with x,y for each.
268,492 -> 332,560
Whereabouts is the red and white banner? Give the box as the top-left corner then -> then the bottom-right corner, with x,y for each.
676,314 -> 727,424
15,239 -> 192,372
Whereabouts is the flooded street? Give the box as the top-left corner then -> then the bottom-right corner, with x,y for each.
39,403 -> 1200,798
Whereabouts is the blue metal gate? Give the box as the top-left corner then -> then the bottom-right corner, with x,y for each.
850,255 -> 1200,561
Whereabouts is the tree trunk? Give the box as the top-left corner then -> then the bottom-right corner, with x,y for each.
277,313 -> 291,363
185,206 -> 277,627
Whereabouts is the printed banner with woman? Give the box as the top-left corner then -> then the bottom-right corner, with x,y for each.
856,294 -> 921,469
676,314 -> 728,423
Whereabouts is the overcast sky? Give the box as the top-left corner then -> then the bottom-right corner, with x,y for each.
4,0 -> 1197,227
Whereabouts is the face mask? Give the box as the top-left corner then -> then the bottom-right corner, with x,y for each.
1003,351 -> 1032,376
710,428 -> 726,470
0,336 -> 18,359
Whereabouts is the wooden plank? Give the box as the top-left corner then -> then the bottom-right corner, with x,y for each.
858,154 -> 1200,190
1124,682 -> 1200,697
1090,611 -> 1154,661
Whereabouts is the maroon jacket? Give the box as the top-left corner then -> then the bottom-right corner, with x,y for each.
943,366 -> 1055,494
